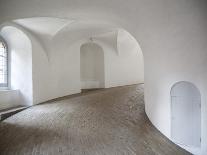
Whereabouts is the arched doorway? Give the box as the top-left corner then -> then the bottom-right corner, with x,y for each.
171,81 -> 201,147
80,42 -> 105,90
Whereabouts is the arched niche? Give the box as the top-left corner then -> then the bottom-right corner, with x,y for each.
80,42 -> 105,89
171,81 -> 201,147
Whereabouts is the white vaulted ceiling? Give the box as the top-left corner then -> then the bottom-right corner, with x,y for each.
13,17 -> 74,37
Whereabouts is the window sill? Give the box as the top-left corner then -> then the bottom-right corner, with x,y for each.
0,88 -> 18,92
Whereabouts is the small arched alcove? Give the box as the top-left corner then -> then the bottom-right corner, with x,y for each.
80,42 -> 105,90
171,81 -> 201,147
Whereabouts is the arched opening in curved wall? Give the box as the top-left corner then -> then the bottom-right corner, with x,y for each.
171,81 -> 201,147
0,25 -> 33,109
79,29 -> 144,91
80,42 -> 105,89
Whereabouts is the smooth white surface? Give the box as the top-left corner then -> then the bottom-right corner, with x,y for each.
0,26 -> 33,107
106,29 -> 144,87
0,0 -> 206,154
0,89 -> 20,110
14,17 -> 73,37
80,43 -> 105,89
171,81 -> 201,147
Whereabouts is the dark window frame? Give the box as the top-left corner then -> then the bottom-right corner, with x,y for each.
0,38 -> 8,88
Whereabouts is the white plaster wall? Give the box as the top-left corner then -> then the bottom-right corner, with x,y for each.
105,29 -> 144,88
0,26 -> 33,107
0,90 -> 20,110
32,39 -> 52,104
0,0 -> 206,154
33,36 -> 82,103
141,2 -> 207,154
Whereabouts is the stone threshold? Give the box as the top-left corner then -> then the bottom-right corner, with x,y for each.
0,106 -> 28,121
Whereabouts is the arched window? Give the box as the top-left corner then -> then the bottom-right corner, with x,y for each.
0,40 -> 8,87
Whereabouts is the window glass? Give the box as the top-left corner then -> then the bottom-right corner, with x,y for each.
0,41 -> 8,87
